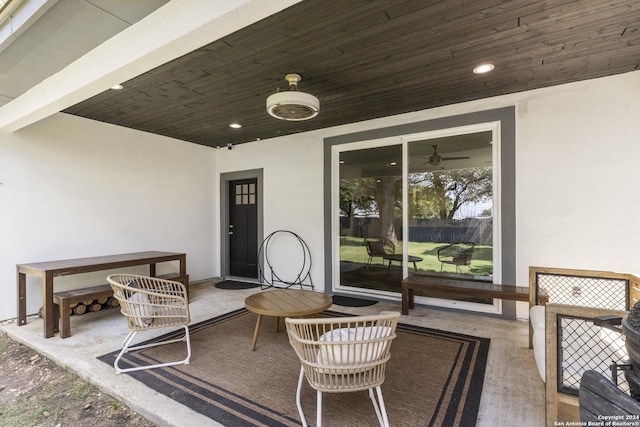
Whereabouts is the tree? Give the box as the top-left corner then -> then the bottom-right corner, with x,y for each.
340,176 -> 400,245
374,176 -> 400,246
339,178 -> 377,237
410,167 -> 492,219
340,166 -> 491,244
339,178 -> 378,216
406,176 -> 442,219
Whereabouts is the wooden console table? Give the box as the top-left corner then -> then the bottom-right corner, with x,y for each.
17,251 -> 186,338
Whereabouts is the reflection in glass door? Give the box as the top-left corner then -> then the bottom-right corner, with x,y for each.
407,131 -> 494,303
336,130 -> 495,303
338,144 -> 403,296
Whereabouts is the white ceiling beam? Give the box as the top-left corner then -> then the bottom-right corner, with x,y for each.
0,0 -> 302,133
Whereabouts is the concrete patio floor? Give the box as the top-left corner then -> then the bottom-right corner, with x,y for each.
0,280 -> 544,426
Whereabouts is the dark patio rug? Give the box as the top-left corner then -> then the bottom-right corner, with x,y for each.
98,308 -> 490,427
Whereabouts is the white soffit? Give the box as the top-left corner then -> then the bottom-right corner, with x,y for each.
0,0 -> 303,133
0,0 -> 171,102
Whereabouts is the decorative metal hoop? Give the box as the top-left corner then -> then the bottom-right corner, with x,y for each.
258,230 -> 314,290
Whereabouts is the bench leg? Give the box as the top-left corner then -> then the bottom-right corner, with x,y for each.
402,283 -> 409,315
402,284 -> 416,315
53,303 -> 60,333
59,301 -> 71,339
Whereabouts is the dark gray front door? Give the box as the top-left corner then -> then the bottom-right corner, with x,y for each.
229,178 -> 258,278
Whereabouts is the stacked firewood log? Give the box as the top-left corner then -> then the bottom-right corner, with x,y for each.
38,296 -> 119,318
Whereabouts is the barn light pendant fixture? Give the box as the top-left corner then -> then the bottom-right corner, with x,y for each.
266,73 -> 319,121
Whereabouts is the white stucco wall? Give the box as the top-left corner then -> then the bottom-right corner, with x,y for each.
515,73 -> 640,274
215,132 -> 325,288
0,113 -> 215,320
1,70 -> 638,321
215,70 -> 640,318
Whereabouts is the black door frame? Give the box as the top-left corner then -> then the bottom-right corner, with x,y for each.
220,169 -> 263,279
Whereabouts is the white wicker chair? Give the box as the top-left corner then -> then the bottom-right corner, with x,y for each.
107,274 -> 191,374
285,311 -> 400,427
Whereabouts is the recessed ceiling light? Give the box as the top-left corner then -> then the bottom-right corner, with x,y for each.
229,123 -> 242,129
473,64 -> 494,74
110,84 -> 123,90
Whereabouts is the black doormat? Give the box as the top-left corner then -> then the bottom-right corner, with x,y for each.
214,280 -> 260,290
332,295 -> 378,307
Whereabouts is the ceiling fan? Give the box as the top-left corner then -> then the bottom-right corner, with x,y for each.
426,145 -> 470,166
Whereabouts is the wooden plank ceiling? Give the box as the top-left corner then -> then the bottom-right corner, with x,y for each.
63,0 -> 640,148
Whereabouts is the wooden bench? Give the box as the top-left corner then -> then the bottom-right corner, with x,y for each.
401,275 -> 528,315
53,273 -> 189,338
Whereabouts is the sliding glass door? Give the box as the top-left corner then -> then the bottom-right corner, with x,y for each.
338,144 -> 403,296
334,124 -> 499,310
405,130 -> 495,305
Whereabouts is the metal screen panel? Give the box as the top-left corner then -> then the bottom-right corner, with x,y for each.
538,273 -> 628,310
557,314 -> 628,395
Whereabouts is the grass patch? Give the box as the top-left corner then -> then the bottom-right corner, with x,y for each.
0,332 -> 155,427
0,338 -> 8,364
0,369 -> 93,426
340,236 -> 493,276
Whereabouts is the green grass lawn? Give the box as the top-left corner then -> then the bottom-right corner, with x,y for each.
340,236 -> 493,276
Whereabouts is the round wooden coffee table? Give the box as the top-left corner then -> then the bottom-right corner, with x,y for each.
244,289 -> 333,350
